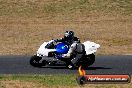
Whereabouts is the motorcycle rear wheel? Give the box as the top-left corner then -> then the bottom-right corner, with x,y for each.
79,54 -> 95,69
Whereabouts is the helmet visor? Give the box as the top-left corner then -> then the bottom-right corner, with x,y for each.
64,33 -> 69,37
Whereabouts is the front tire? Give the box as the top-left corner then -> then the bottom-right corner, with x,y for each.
30,55 -> 45,67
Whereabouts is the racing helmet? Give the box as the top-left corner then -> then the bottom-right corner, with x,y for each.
64,31 -> 74,39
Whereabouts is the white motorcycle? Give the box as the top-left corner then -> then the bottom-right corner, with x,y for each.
30,40 -> 100,69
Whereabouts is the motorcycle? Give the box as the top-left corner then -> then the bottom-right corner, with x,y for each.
30,40 -> 100,69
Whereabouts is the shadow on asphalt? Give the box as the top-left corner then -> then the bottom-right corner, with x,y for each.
38,66 -> 112,70
86,67 -> 112,70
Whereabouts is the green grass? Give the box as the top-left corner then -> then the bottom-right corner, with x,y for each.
0,74 -> 132,88
0,74 -> 77,87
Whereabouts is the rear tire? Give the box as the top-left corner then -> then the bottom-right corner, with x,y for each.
86,54 -> 95,66
81,54 -> 95,69
30,55 -> 46,67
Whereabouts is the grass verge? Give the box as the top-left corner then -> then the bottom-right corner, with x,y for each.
0,74 -> 132,88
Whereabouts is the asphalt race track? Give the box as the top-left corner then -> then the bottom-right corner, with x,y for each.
0,55 -> 132,75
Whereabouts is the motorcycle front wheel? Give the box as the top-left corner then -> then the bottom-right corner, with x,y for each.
30,55 -> 46,67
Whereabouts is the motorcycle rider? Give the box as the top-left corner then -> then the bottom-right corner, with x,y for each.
62,39 -> 86,69
45,31 -> 84,68
45,31 -> 80,48
55,31 -> 79,45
